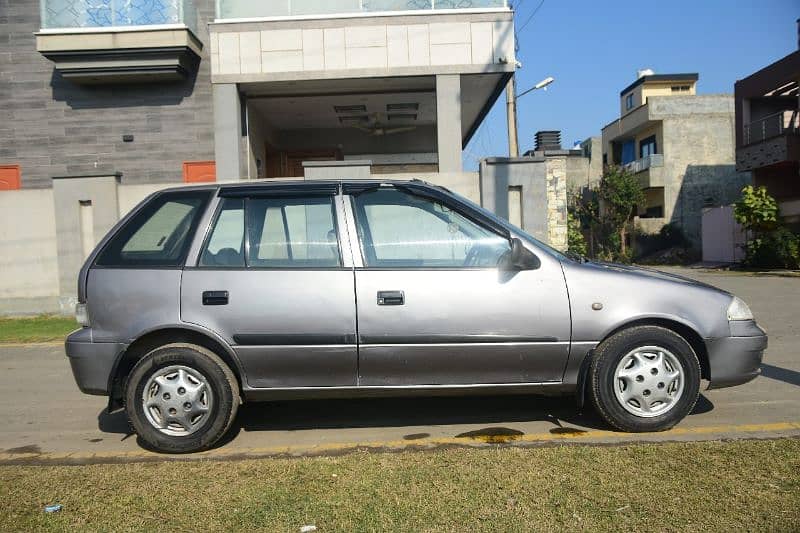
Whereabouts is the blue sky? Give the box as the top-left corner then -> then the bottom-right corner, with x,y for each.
463,0 -> 800,169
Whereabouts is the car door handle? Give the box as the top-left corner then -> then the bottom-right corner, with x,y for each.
202,290 -> 229,306
377,290 -> 404,306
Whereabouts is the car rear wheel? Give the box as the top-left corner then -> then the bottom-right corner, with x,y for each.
589,325 -> 700,432
125,343 -> 239,453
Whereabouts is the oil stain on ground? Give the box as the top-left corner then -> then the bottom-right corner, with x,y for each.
455,427 -> 524,444
4,444 -> 42,455
549,427 -> 588,435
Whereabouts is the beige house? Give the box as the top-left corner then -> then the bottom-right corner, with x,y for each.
601,72 -> 750,244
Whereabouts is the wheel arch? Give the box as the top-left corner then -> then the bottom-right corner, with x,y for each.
576,317 -> 710,408
107,325 -> 245,410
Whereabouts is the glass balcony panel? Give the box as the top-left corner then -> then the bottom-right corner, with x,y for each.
41,0 -> 197,32
216,0 -> 506,20
293,0 -> 362,16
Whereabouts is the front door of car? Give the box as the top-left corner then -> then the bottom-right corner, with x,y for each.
349,186 -> 571,386
181,190 -> 357,388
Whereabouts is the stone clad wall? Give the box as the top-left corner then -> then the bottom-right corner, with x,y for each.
545,157 -> 568,251
0,0 -> 217,187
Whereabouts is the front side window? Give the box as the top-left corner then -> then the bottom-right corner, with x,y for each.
199,195 -> 341,268
352,188 -> 510,268
96,190 -> 211,267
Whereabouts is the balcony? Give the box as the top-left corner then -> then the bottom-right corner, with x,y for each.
737,109 -> 800,172
743,109 -> 799,145
36,0 -> 202,84
623,154 -> 664,188
216,0 -> 507,21
624,153 -> 663,174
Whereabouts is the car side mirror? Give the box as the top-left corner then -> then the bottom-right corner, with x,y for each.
502,238 -> 540,271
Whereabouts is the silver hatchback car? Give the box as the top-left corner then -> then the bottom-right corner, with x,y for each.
66,179 -> 767,453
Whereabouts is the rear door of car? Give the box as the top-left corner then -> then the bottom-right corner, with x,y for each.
347,184 -> 571,386
181,184 -> 358,388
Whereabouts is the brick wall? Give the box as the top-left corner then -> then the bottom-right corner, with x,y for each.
0,0 -> 216,188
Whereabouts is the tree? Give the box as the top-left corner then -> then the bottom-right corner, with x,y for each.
596,166 -> 645,257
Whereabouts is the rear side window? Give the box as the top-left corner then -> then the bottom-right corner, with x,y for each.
199,195 -> 341,268
96,190 -> 211,267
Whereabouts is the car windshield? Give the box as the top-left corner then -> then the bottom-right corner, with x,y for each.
437,186 -> 571,262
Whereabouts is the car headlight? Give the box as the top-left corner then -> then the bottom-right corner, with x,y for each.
75,303 -> 90,327
727,296 -> 753,321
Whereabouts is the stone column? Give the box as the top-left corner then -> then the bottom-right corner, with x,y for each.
435,74 -> 463,173
545,157 -> 568,251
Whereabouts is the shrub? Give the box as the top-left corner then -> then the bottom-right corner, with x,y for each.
567,212 -> 587,256
734,185 -> 799,269
743,227 -> 800,269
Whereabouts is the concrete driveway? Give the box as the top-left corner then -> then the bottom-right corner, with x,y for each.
1,268 -> 798,463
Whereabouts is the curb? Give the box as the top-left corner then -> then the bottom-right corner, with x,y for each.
2,421 -> 798,466
0,341 -> 63,349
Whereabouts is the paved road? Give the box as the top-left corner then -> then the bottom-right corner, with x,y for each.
1,268 -> 798,462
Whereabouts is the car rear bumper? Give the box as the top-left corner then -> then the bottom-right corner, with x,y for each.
705,321 -> 767,390
65,328 -> 125,396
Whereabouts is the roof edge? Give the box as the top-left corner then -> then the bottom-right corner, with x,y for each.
620,73 -> 699,96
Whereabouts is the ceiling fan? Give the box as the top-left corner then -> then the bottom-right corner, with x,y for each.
352,113 -> 417,136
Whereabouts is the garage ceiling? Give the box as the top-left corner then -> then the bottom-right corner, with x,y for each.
244,73 -> 508,144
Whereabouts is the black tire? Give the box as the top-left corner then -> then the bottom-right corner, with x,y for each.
125,343 -> 240,453
589,325 -> 700,432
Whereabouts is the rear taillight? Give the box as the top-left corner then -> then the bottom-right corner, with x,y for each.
75,303 -> 90,327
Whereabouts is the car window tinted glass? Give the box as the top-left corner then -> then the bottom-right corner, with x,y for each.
353,188 -> 510,268
96,190 -> 211,267
246,196 -> 340,268
199,198 -> 245,267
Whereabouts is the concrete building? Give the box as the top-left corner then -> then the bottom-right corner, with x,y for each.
3,0 -> 516,189
734,26 -> 800,228
0,0 -> 571,314
601,72 -> 750,243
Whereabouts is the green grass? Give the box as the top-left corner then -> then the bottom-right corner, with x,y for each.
0,315 -> 76,344
1,439 -> 798,531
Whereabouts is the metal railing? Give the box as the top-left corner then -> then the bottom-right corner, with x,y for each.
216,0 -> 507,20
40,0 -> 197,33
624,153 -> 664,174
743,109 -> 799,146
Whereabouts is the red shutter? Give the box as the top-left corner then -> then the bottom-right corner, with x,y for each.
182,161 -> 216,183
0,165 -> 21,190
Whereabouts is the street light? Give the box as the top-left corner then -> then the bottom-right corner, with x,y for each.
517,76 -> 554,99
506,76 -> 555,157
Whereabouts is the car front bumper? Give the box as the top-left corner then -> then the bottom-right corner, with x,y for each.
705,320 -> 767,390
65,328 -> 126,396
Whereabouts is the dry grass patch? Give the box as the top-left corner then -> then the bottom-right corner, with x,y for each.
1,439 -> 798,531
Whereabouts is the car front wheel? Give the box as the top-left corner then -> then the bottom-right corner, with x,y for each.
125,343 -> 240,453
589,325 -> 701,432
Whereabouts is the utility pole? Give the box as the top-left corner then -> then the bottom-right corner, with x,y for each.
505,75 -> 519,157
506,75 -> 554,158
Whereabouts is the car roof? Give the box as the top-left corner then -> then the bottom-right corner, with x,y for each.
157,178 -> 444,195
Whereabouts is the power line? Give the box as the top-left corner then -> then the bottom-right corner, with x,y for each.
517,0 -> 545,35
